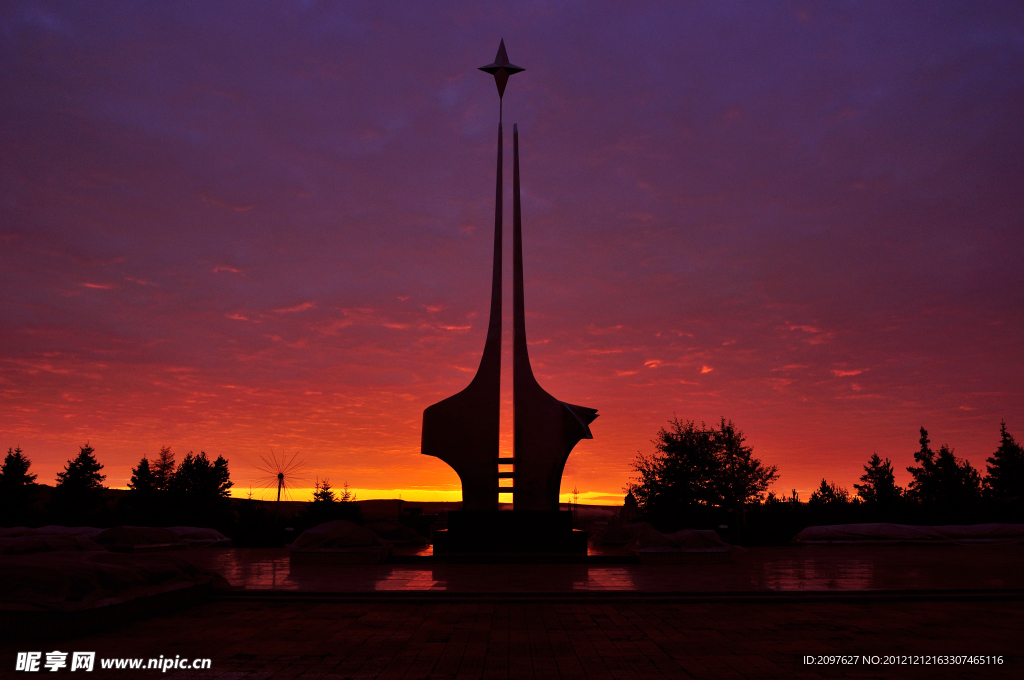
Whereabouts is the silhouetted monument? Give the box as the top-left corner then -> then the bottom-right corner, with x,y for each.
422,41 -> 596,555
510,123 -> 599,511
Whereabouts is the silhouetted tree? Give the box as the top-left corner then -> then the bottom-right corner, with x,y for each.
630,418 -> 719,524
809,479 -> 850,506
714,418 -> 779,509
124,456 -> 160,524
854,453 -> 903,507
906,427 -> 981,517
303,478 -> 361,526
1,447 -> 36,487
172,451 -> 232,499
629,417 -> 777,529
311,477 -> 337,504
170,451 -> 233,525
985,422 -> 1024,507
153,445 -> 176,492
1,447 -> 38,525
52,443 -> 107,523
128,457 -> 157,494
906,427 -> 935,501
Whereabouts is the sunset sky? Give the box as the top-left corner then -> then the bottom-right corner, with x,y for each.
2,2 -> 1022,504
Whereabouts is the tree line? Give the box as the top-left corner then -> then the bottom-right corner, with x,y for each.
628,418 -> 1024,541
802,424 -> 1023,518
0,443 -> 233,528
0,444 -> 362,543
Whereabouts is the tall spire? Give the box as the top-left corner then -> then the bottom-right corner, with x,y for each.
511,123 -> 598,511
419,49 -> 509,512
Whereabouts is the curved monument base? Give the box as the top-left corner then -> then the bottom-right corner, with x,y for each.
433,511 -> 587,560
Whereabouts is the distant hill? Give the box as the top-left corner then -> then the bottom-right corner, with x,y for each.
226,496 -> 622,522
17,484 -> 622,524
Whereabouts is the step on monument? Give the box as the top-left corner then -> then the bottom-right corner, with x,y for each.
422,41 -> 597,556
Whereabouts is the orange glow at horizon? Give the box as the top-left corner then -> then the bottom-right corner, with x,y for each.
6,344 -> 1020,507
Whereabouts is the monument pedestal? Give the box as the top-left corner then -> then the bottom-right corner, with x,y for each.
433,511 -> 587,560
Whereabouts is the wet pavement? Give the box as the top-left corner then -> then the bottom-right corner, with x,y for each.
7,545 -> 1020,678
180,544 -> 1024,593
5,598 -> 1017,678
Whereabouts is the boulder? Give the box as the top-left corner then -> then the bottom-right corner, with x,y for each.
0,535 -> 103,555
95,527 -> 185,552
292,520 -> 385,549
794,523 -> 1024,544
366,522 -> 426,545
165,526 -> 232,547
0,551 -> 218,608
662,529 -> 730,549
619,522 -> 674,550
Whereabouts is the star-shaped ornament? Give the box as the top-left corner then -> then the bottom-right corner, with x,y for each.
479,39 -> 524,99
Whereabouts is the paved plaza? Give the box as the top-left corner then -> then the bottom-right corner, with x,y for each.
4,597 -> 1018,679
4,545 -> 1020,678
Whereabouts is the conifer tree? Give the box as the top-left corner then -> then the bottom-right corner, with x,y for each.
212,454 -> 233,498
128,457 -> 157,494
124,456 -> 160,524
172,451 -> 233,498
809,478 -> 850,506
311,478 -> 337,504
153,446 -> 176,492
906,427 -> 981,514
1,447 -> 36,488
305,478 -> 360,525
1,447 -> 38,524
985,421 -> 1024,505
170,451 -> 233,525
52,443 -> 107,522
906,427 -> 936,502
854,453 -> 903,506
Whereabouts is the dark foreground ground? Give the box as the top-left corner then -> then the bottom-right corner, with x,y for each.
2,598 -> 1017,679
2,544 -> 1020,678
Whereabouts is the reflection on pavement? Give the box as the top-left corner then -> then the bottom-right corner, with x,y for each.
203,548 -> 296,589
573,568 -> 638,590
180,545 -> 1024,593
754,557 -> 875,591
374,570 -> 444,591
